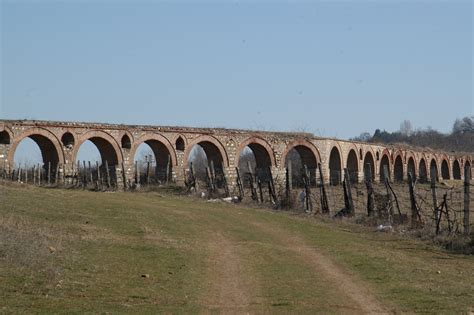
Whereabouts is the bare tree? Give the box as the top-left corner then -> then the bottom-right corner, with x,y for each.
453,116 -> 474,134
400,120 -> 413,136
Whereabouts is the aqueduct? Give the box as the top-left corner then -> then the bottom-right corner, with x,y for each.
0,119 -> 472,190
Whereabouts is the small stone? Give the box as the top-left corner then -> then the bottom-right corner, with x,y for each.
437,270 -> 441,274
141,274 -> 150,278
48,246 -> 56,253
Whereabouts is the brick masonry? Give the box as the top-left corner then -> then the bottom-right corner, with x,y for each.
0,119 -> 472,189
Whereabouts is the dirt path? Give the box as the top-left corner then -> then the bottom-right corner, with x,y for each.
253,221 -> 390,314
204,232 -> 255,312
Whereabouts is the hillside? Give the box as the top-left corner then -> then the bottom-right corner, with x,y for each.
1,183 -> 473,313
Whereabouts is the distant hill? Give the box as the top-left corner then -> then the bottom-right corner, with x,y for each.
351,116 -> 474,153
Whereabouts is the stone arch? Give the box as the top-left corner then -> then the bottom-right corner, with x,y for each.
392,150 -> 404,163
280,140 -> 320,187
175,135 -> 186,152
329,146 -> 342,185
236,136 -> 275,169
465,159 -> 472,179
394,154 -> 404,182
452,159 -> 461,180
407,156 -> 416,180
130,133 -> 177,181
73,130 -> 123,166
379,150 -> 391,182
441,158 -> 450,180
419,158 -> 428,183
61,132 -> 75,148
363,150 -> 376,181
185,134 -> 229,169
130,133 -> 177,168
120,133 -> 132,150
281,140 -> 321,169
8,127 -> 65,173
346,149 -> 359,183
430,158 -> 439,182
0,128 -> 12,144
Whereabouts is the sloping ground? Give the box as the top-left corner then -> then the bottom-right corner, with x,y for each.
1,182 -> 473,313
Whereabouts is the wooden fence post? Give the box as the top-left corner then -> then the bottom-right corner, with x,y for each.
318,163 -> 330,214
464,165 -> 471,235
166,154 -> 171,185
408,172 -> 420,227
105,160 -> 111,188
247,161 -> 257,201
286,163 -> 292,208
343,168 -> 354,216
236,167 -> 244,199
431,166 -> 438,225
48,162 -> 51,185
365,164 -> 375,216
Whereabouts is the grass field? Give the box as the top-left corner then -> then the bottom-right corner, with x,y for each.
1,182 -> 473,314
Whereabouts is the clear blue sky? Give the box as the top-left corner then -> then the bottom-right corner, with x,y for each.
1,0 -> 473,142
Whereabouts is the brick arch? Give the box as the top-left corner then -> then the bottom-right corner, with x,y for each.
465,156 -> 472,179
379,148 -> 391,181
406,151 -> 417,179
280,139 -> 321,169
452,158 -> 461,180
174,134 -> 187,152
363,148 -> 376,180
184,134 -> 229,168
392,149 -> 404,163
440,156 -> 450,180
346,148 -> 359,183
129,133 -> 177,168
119,131 -> 134,150
393,150 -> 404,182
8,127 -> 65,169
0,126 -> 13,144
235,136 -> 275,168
173,134 -> 188,145
329,144 -> 343,185
429,156 -> 439,181
73,130 -> 123,165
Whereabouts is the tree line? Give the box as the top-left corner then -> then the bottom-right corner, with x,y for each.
351,116 -> 474,153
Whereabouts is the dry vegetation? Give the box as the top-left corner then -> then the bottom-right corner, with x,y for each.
1,181 -> 473,313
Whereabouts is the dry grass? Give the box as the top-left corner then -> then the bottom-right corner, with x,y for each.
1,181 -> 473,313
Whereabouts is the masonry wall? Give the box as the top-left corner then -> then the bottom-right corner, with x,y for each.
0,120 -> 472,190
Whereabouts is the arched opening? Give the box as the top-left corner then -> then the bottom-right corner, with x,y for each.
133,140 -> 173,184
12,135 -> 61,182
441,159 -> 450,180
75,137 -> 120,186
238,142 -> 273,183
452,160 -> 461,180
284,145 -> 318,187
176,136 -> 185,151
363,151 -> 375,181
0,130 -> 11,144
121,134 -> 131,149
329,147 -> 342,185
188,141 -> 225,187
466,161 -> 472,179
430,159 -> 439,182
419,159 -> 428,183
346,149 -> 358,183
359,149 -> 363,160
407,157 -> 416,180
380,154 -> 390,182
394,155 -> 404,182
61,132 -> 74,148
